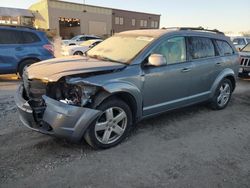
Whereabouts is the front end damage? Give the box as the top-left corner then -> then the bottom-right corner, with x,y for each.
15,72 -> 103,142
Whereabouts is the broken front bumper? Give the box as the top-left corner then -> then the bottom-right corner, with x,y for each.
15,85 -> 101,142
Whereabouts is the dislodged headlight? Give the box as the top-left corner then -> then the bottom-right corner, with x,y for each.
59,83 -> 97,107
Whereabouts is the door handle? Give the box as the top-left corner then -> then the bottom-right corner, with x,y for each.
181,67 -> 191,73
216,62 -> 222,66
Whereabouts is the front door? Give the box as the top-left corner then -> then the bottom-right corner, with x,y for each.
142,36 -> 193,116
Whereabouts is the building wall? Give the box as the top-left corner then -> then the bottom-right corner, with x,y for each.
29,0 -> 50,29
112,9 -> 160,33
29,0 -> 161,37
47,0 -> 112,37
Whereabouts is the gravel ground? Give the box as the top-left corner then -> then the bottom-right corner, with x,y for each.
0,75 -> 250,188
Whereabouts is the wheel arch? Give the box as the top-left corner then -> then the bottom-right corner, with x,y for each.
17,57 -> 41,73
91,83 -> 143,124
210,68 -> 236,98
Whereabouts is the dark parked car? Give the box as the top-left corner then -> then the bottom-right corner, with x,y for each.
238,43 -> 250,77
0,25 -> 54,77
15,27 -> 239,149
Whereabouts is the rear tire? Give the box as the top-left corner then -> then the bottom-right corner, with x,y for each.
210,78 -> 232,110
18,59 -> 38,78
84,97 -> 132,149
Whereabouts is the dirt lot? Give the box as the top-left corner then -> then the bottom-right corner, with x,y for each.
0,74 -> 250,188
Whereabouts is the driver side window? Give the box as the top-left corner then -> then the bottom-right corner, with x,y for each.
152,37 -> 187,65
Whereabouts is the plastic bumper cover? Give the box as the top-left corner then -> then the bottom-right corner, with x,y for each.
15,85 -> 101,142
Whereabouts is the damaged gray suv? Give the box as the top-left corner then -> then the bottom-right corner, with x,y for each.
15,27 -> 239,149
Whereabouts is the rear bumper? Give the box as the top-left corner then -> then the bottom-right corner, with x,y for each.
15,85 -> 101,142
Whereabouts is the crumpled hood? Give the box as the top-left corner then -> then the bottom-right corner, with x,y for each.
26,56 -> 125,82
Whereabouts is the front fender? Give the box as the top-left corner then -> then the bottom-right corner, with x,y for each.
209,68 -> 236,98
101,81 -> 143,119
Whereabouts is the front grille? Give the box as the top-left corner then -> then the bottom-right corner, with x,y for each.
23,69 -> 47,101
240,57 -> 250,67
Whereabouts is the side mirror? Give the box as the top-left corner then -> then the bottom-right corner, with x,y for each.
147,54 -> 166,67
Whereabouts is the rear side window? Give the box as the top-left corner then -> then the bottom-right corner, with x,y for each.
21,31 -> 41,43
187,37 -> 215,59
0,29 -> 40,44
216,40 -> 234,56
0,29 -> 20,44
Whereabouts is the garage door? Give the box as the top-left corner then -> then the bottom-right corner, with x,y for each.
89,21 -> 107,36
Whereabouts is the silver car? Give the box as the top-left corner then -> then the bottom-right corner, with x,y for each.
15,27 -> 239,149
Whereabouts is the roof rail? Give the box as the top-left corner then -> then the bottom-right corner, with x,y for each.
0,24 -> 36,30
163,27 -> 225,35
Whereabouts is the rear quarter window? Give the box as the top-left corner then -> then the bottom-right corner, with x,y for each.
21,31 -> 41,44
215,40 -> 234,56
187,37 -> 215,59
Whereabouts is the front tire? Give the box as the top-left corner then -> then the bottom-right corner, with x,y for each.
84,98 -> 132,149
210,78 -> 232,110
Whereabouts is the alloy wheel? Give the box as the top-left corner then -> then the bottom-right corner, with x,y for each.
217,82 -> 231,107
94,107 -> 127,144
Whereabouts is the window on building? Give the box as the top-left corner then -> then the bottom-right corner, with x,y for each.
115,17 -> 124,25
20,17 -> 33,26
154,21 -> 158,28
140,20 -> 144,27
151,21 -> 154,28
132,19 -> 136,26
119,17 -> 124,25
144,20 -> 147,27
115,17 -> 120,25
11,17 -> 18,25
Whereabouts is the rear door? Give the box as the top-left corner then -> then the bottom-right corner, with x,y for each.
0,29 -> 21,74
186,36 -> 223,101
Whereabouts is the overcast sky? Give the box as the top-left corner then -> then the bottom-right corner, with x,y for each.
0,0 -> 249,33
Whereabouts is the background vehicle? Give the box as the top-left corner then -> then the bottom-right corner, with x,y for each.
231,36 -> 250,51
0,25 -> 54,77
239,43 -> 250,77
61,39 -> 103,56
16,27 -> 239,149
62,35 -> 101,46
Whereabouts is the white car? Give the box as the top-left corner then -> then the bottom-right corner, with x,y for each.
62,35 -> 101,46
231,36 -> 250,51
61,39 -> 103,56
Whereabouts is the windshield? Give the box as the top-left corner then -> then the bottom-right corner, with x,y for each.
241,43 -> 250,52
80,40 -> 95,46
87,35 -> 155,64
71,36 -> 79,40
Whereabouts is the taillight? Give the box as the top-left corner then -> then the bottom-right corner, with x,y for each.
43,44 -> 54,54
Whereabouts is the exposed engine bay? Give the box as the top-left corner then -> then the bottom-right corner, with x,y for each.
22,74 -> 101,124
